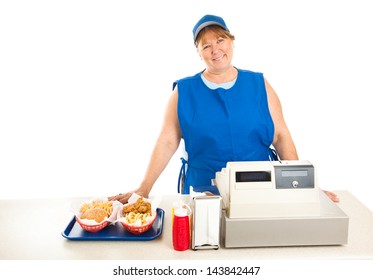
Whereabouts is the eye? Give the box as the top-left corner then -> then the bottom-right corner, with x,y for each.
202,44 -> 211,50
217,38 -> 224,44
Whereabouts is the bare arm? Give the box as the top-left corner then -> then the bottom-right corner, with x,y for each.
109,88 -> 182,203
265,79 -> 339,202
265,78 -> 298,160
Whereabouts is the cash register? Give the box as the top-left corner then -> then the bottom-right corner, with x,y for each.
214,160 -> 349,248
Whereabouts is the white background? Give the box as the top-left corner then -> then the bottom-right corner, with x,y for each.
1,0 -> 372,210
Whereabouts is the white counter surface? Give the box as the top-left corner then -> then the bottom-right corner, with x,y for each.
1,190 -> 372,260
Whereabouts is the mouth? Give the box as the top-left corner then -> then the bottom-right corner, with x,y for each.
212,54 -> 225,61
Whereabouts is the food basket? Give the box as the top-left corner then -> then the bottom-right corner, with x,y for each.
72,197 -> 121,233
76,218 -> 109,233
117,193 -> 161,235
120,212 -> 157,234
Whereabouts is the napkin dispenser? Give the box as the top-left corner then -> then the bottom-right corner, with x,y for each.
192,196 -> 222,250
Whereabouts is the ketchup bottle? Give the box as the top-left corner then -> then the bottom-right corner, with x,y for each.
172,207 -> 190,251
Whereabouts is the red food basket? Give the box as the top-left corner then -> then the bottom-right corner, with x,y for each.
120,213 -> 157,235
76,217 -> 109,233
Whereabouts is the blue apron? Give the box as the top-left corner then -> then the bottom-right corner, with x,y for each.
175,69 -> 275,194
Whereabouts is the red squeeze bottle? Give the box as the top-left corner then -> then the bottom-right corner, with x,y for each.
172,207 -> 190,251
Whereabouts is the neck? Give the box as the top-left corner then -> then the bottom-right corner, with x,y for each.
203,66 -> 237,84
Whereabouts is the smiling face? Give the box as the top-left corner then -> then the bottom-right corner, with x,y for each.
196,26 -> 235,75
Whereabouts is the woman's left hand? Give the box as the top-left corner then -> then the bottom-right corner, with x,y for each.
323,190 -> 340,203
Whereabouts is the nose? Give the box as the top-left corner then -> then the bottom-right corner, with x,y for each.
211,43 -> 220,54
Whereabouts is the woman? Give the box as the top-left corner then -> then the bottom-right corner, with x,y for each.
109,14 -> 339,203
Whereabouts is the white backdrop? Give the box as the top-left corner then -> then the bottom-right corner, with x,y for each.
1,0 -> 372,210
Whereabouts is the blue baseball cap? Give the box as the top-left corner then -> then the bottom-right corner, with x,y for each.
192,14 -> 229,42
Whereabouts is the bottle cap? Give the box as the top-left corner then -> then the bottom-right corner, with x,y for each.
174,207 -> 188,217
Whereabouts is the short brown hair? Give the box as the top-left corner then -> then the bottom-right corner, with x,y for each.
195,25 -> 235,47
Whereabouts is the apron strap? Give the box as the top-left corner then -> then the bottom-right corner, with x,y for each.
269,146 -> 280,161
177,157 -> 189,194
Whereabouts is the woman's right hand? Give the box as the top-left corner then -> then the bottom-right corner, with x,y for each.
108,188 -> 149,204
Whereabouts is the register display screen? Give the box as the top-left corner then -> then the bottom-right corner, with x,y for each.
235,171 -> 271,182
281,170 -> 308,177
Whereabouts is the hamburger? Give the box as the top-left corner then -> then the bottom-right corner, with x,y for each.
81,208 -> 107,223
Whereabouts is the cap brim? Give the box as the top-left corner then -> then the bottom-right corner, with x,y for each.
194,21 -> 227,41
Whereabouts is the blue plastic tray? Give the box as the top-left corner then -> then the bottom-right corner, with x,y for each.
61,208 -> 164,241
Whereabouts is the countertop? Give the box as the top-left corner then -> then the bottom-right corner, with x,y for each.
1,190 -> 373,260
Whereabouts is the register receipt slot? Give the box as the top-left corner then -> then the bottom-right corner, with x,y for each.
215,160 -> 320,218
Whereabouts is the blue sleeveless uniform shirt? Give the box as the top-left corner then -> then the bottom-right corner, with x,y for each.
175,68 -> 275,194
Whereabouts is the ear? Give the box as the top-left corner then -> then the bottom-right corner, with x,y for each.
196,48 -> 202,59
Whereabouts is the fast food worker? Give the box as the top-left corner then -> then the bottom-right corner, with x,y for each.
109,14 -> 339,204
